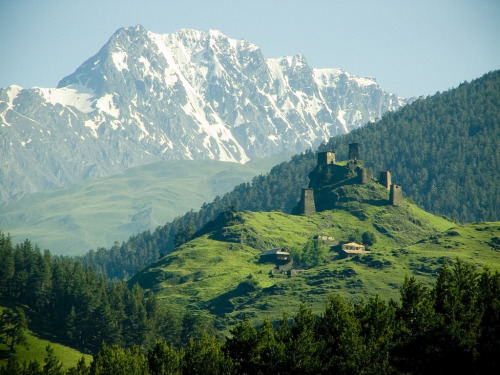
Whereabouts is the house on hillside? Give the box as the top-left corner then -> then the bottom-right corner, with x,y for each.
260,248 -> 290,264
340,242 -> 370,258
314,234 -> 339,247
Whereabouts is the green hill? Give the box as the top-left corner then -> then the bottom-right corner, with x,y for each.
79,71 -> 500,280
0,154 -> 289,255
130,174 -> 500,331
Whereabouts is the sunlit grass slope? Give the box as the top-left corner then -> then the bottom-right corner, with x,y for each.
130,184 -> 499,330
0,307 -> 92,371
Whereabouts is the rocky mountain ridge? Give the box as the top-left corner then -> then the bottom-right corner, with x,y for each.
0,25 -> 409,200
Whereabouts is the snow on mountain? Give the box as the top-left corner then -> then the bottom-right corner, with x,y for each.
37,85 -> 96,113
0,25 -> 410,200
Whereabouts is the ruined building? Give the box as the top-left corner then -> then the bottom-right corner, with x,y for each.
379,171 -> 391,190
349,142 -> 360,160
294,143 -> 403,214
390,184 -> 403,206
299,188 -> 316,215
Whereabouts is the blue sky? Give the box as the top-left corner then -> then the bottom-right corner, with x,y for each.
0,0 -> 499,98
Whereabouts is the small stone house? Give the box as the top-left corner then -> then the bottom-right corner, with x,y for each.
340,242 -> 370,257
260,248 -> 290,263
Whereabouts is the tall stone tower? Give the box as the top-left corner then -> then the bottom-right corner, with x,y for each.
349,143 -> 360,160
300,188 -> 316,215
390,184 -> 403,206
379,171 -> 391,190
357,168 -> 372,184
317,151 -> 335,165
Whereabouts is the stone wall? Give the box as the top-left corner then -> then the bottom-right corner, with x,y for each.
317,151 -> 335,165
358,167 -> 372,184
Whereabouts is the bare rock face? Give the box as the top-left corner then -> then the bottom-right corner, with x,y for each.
0,25 -> 409,200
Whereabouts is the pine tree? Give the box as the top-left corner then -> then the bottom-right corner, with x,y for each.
148,340 -> 181,375
316,294 -> 365,374
0,307 -> 28,353
42,344 -> 64,375
224,316 -> 259,374
183,332 -> 233,375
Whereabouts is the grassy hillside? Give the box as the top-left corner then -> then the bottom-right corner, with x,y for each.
75,72 -> 500,280
130,182 -> 500,332
0,154 -> 290,255
0,307 -> 92,371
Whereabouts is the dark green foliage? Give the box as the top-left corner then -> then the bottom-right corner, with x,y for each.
147,341 -> 181,375
180,312 -> 215,345
362,231 -> 377,246
316,294 -> 365,374
0,307 -> 28,353
89,344 -> 150,375
182,333 -> 233,375
0,233 -> 179,355
290,240 -> 328,269
321,70 -> 500,223
42,345 -> 64,375
2,258 -> 500,374
355,296 -> 395,374
66,357 -> 89,375
223,317 -> 259,374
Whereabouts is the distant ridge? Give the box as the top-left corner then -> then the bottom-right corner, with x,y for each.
0,25 -> 407,200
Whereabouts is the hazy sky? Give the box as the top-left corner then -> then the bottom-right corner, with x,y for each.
1,0 -> 499,98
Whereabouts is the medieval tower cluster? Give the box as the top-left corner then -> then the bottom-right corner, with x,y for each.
296,143 -> 403,215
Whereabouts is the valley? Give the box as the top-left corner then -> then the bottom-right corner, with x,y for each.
0,20 -> 498,374
0,154 -> 290,255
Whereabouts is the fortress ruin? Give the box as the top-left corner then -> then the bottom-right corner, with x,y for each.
294,143 -> 403,214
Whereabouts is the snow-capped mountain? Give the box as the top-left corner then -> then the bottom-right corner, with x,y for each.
0,25 -> 408,200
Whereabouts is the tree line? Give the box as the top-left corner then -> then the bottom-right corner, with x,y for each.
0,232 -> 214,356
322,70 -> 499,223
2,258 -> 499,374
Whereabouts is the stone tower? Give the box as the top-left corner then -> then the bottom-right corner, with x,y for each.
300,188 -> 316,215
357,168 -> 372,184
390,184 -> 403,206
349,143 -> 360,160
379,171 -> 391,190
317,151 -> 335,165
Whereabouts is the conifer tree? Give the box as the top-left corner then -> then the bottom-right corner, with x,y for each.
148,340 -> 181,375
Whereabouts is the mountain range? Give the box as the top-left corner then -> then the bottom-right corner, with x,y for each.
0,25 -> 409,201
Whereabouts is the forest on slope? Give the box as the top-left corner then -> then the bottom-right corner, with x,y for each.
79,70 -> 499,280
321,70 -> 499,223
3,235 -> 500,374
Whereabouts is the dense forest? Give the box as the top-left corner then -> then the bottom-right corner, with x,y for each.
2,230 -> 500,374
0,233 -> 214,356
78,70 -> 499,280
321,70 -> 499,223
